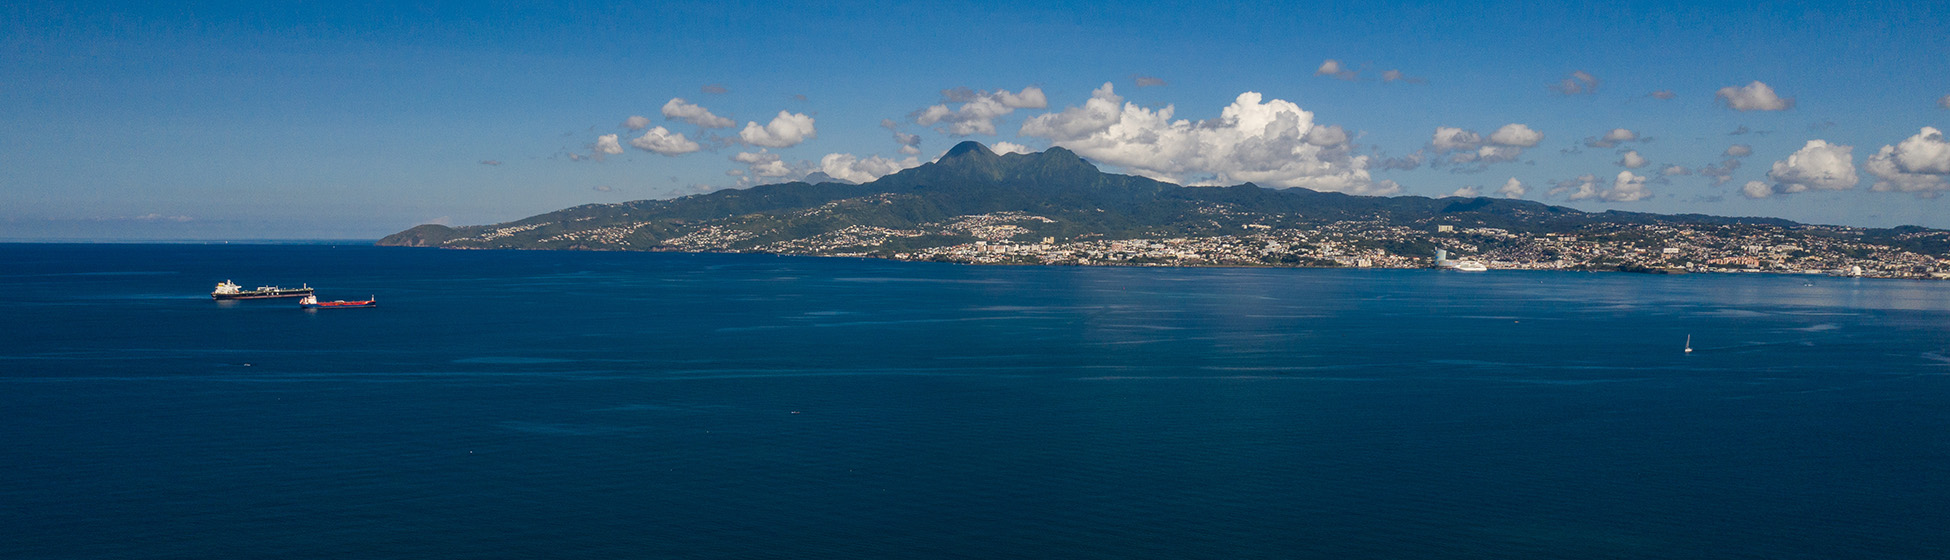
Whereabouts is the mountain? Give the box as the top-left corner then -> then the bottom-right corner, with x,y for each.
376,141 -> 1950,277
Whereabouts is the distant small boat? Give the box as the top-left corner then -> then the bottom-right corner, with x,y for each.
1684,334 -> 1693,353
299,295 -> 376,309
212,280 -> 313,300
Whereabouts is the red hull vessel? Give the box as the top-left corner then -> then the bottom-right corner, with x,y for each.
299,295 -> 376,309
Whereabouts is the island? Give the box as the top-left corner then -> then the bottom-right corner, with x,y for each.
381,142 -> 1950,279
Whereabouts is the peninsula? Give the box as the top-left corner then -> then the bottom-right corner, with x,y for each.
380,142 -> 1950,279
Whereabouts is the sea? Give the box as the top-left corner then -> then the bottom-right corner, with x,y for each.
3,243 -> 1947,559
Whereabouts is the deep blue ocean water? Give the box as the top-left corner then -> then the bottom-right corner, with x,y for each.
2,243 -> 1947,559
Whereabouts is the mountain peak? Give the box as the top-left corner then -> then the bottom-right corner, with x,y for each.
941,141 -> 997,160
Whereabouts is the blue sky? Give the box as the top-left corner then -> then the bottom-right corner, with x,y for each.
3,0 -> 1947,239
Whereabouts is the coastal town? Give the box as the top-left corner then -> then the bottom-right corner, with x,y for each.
483,206 -> 1950,280
875,214 -> 1950,279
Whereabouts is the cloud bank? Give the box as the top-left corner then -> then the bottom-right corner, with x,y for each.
1021,83 -> 1392,194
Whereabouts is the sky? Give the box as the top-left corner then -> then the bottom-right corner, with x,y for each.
3,0 -> 1948,239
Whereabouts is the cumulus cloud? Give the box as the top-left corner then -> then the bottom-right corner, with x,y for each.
1019,83 -> 1390,194
630,126 -> 702,155
1660,165 -> 1690,176
913,86 -> 1048,136
1451,185 -> 1482,197
1315,60 -> 1358,81
1552,71 -> 1599,95
818,153 -> 922,183
1550,171 -> 1651,202
1649,90 -> 1677,100
1759,139 -> 1856,195
1134,76 -> 1167,87
594,134 -> 624,156
1700,159 -> 1743,185
623,115 -> 652,130
662,98 -> 735,129
1429,124 -> 1539,168
739,111 -> 817,148
1717,81 -> 1794,111
990,142 -> 1035,155
1724,144 -> 1753,158
1741,180 -> 1775,199
1617,150 -> 1649,168
1306,125 -> 1350,147
1866,127 -> 1950,196
1431,127 -> 1483,152
732,150 -> 804,179
1497,177 -> 1526,198
882,118 -> 923,155
1583,128 -> 1638,148
1488,124 -> 1543,147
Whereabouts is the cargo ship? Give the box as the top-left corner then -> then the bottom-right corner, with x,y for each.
299,295 -> 376,309
212,280 -> 314,300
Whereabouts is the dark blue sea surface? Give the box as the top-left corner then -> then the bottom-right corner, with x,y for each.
3,243 -> 1947,559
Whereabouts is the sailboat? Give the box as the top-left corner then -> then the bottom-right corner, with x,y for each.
1684,335 -> 1693,353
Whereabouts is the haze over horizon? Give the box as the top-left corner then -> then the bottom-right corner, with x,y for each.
5,1 -> 1948,239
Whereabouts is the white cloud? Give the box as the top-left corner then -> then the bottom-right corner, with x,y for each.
1431,127 -> 1483,152
1762,139 -> 1856,195
629,126 -> 702,155
732,150 -> 802,178
1584,128 -> 1638,148
662,98 -> 735,129
1617,150 -> 1648,168
818,153 -> 922,183
1724,144 -> 1753,158
1742,180 -> 1775,199
1717,81 -> 1794,111
1315,59 -> 1357,81
1660,165 -> 1690,176
1550,171 -> 1651,202
623,115 -> 652,130
1429,124 -> 1535,168
881,118 -> 923,155
594,134 -> 623,156
1488,124 -> 1543,147
914,86 -> 1048,136
1866,127 -> 1950,196
1497,177 -> 1526,198
1451,185 -> 1481,197
1476,145 -> 1524,163
1607,171 -> 1651,201
990,142 -> 1035,155
738,111 -> 817,148
1020,83 -> 1390,194
1552,71 -> 1599,95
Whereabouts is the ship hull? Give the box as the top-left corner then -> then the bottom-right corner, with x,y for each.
300,301 -> 376,309
213,289 -> 314,300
